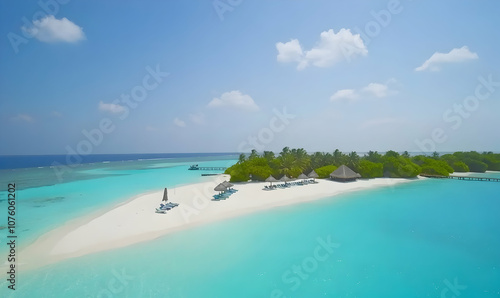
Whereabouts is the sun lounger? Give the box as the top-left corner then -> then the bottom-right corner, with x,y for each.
156,206 -> 171,212
213,194 -> 229,200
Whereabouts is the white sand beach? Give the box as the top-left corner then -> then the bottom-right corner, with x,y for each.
17,175 -> 421,271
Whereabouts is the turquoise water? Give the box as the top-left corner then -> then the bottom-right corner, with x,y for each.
0,156 -> 238,250
1,170 -> 500,297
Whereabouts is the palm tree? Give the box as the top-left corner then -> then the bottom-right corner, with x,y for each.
324,152 -> 334,165
347,151 -> 360,170
238,153 -> 246,164
280,147 -> 291,158
277,153 -> 297,177
294,148 -> 310,170
385,150 -> 400,158
263,151 -> 275,162
333,149 -> 345,166
402,151 -> 410,159
365,151 -> 382,163
249,149 -> 259,160
311,152 -> 325,169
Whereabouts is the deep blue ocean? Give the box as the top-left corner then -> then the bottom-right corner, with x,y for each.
0,155 -> 499,297
0,153 -> 238,170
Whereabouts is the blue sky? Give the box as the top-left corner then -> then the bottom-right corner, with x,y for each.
1,0 -> 499,155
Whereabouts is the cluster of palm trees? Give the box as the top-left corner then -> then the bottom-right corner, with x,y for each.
231,148 -> 500,182
238,147 -> 365,176
310,149 -> 361,171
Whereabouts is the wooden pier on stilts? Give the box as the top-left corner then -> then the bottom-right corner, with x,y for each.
420,173 -> 500,182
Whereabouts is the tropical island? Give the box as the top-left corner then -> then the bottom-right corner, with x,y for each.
225,148 -> 500,182
16,149 -> 499,271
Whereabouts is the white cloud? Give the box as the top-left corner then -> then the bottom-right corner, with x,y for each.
12,114 -> 34,122
99,101 -> 125,114
330,89 -> 358,101
276,39 -> 304,63
276,28 -> 368,70
173,118 -> 186,128
362,83 -> 389,98
208,90 -> 259,111
331,81 -> 396,102
22,15 -> 85,43
189,112 -> 205,125
415,46 -> 478,72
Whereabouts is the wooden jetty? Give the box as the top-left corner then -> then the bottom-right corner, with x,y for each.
420,173 -> 500,182
188,165 -> 227,171
199,167 -> 226,171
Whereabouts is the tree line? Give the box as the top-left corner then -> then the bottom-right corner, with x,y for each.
224,148 -> 500,182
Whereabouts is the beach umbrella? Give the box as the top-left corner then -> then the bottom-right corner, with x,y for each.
222,181 -> 235,193
280,175 -> 292,184
162,188 -> 169,202
298,173 -> 309,181
214,183 -> 227,193
222,181 -> 234,188
280,175 -> 291,181
307,170 -> 319,178
308,170 -> 319,182
265,175 -> 278,187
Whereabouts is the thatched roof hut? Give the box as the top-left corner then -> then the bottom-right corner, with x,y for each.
307,170 -> 319,179
330,165 -> 361,182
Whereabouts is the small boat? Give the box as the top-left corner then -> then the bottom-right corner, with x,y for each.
188,164 -> 199,170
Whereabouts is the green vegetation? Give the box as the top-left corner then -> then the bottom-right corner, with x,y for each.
482,153 -> 500,171
382,155 -> 421,178
224,162 -> 250,182
465,159 -> 488,172
451,161 -> 469,172
315,165 -> 338,179
440,151 -> 500,173
357,160 -> 383,178
411,155 -> 453,176
224,148 -> 500,182
225,148 -> 308,182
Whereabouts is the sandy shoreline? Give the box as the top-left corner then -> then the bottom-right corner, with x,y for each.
14,175 -> 422,271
